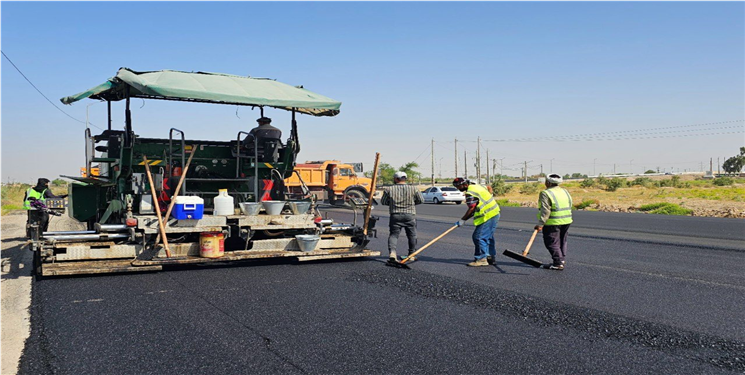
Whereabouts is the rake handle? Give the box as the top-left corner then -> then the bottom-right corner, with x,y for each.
143,156 -> 171,257
399,224 -> 459,264
522,229 -> 539,257
155,145 -> 198,247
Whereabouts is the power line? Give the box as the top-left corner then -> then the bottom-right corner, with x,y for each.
2,50 -> 103,130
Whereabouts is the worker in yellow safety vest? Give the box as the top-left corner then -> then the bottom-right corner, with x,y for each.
534,174 -> 573,270
453,178 -> 501,267
23,178 -> 65,236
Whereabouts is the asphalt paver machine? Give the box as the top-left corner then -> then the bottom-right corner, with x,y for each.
30,68 -> 379,276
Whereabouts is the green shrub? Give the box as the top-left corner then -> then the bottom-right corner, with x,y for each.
603,177 -> 627,192
713,177 -> 734,186
638,202 -> 692,216
518,183 -> 541,195
656,175 -> 688,188
491,179 -> 514,196
495,199 -> 521,207
630,177 -> 654,188
51,178 -> 66,187
574,199 -> 599,210
579,178 -> 595,188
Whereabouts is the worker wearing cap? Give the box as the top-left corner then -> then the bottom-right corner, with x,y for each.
535,174 -> 573,270
23,178 -> 66,235
453,178 -> 500,267
243,117 -> 282,161
381,171 -> 424,262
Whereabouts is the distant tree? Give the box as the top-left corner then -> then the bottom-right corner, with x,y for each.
51,178 -> 66,186
570,173 -> 588,179
399,162 -> 421,182
644,170 -> 657,174
563,174 -> 571,180
722,147 -> 745,174
365,163 -> 396,184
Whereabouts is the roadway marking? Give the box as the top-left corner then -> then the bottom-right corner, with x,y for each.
144,290 -> 172,295
577,262 -> 745,291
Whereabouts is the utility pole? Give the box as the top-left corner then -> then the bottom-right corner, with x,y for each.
717,157 -> 720,175
476,136 -> 481,183
431,138 -> 435,186
464,150 -> 468,179
710,158 -> 713,175
454,138 -> 458,178
486,149 -> 490,184
613,164 -> 616,175
540,164 -> 543,176
524,161 -> 528,183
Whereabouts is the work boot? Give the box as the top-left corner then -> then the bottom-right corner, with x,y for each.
487,256 -> 495,265
389,251 -> 398,261
406,256 -> 417,263
542,263 -> 564,270
467,258 -> 489,267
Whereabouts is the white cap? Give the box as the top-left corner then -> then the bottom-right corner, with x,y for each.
547,174 -> 563,184
394,171 -> 407,179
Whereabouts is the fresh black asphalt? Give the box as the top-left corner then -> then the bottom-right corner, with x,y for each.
19,204 -> 745,374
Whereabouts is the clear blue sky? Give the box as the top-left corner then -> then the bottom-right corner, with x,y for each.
2,1 -> 743,183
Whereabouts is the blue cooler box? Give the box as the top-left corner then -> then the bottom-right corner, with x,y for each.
172,196 -> 204,220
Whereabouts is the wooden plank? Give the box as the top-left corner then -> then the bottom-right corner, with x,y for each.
131,249 -> 379,266
41,260 -> 162,276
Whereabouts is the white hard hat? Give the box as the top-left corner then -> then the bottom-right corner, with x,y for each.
547,174 -> 563,184
394,171 -> 407,179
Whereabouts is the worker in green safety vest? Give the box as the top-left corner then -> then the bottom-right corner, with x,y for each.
23,178 -> 65,236
534,174 -> 573,270
453,178 -> 501,267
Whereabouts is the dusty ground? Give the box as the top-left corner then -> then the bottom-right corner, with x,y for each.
500,190 -> 745,218
409,175 -> 745,219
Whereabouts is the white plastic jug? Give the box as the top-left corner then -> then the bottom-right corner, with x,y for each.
213,189 -> 235,215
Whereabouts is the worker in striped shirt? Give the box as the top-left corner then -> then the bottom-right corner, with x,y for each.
381,171 -> 425,262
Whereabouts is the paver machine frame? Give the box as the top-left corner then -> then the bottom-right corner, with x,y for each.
29,68 -> 379,276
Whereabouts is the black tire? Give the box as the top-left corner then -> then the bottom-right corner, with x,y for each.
344,187 -> 369,201
456,201 -> 463,205
433,197 -> 441,204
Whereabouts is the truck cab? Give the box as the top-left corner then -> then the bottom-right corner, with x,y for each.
286,160 -> 372,204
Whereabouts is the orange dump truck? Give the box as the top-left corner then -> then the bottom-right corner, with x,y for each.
285,160 -> 372,204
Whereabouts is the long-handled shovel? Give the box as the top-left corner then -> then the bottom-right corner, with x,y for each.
143,156 -> 171,258
385,224 -> 459,269
502,229 -> 542,267
154,145 -> 198,248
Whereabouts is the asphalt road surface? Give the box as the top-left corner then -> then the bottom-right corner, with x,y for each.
15,204 -> 745,374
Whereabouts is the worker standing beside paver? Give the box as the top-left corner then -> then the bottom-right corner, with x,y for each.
23,178 -> 66,237
381,171 -> 424,263
534,174 -> 573,270
453,178 -> 500,266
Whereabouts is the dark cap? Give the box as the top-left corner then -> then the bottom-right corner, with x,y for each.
256,117 -> 272,124
37,178 -> 50,186
452,177 -> 468,186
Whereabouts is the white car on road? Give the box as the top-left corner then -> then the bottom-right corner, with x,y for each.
422,186 -> 465,204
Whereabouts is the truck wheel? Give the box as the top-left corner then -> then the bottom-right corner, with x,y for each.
344,188 -> 368,201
